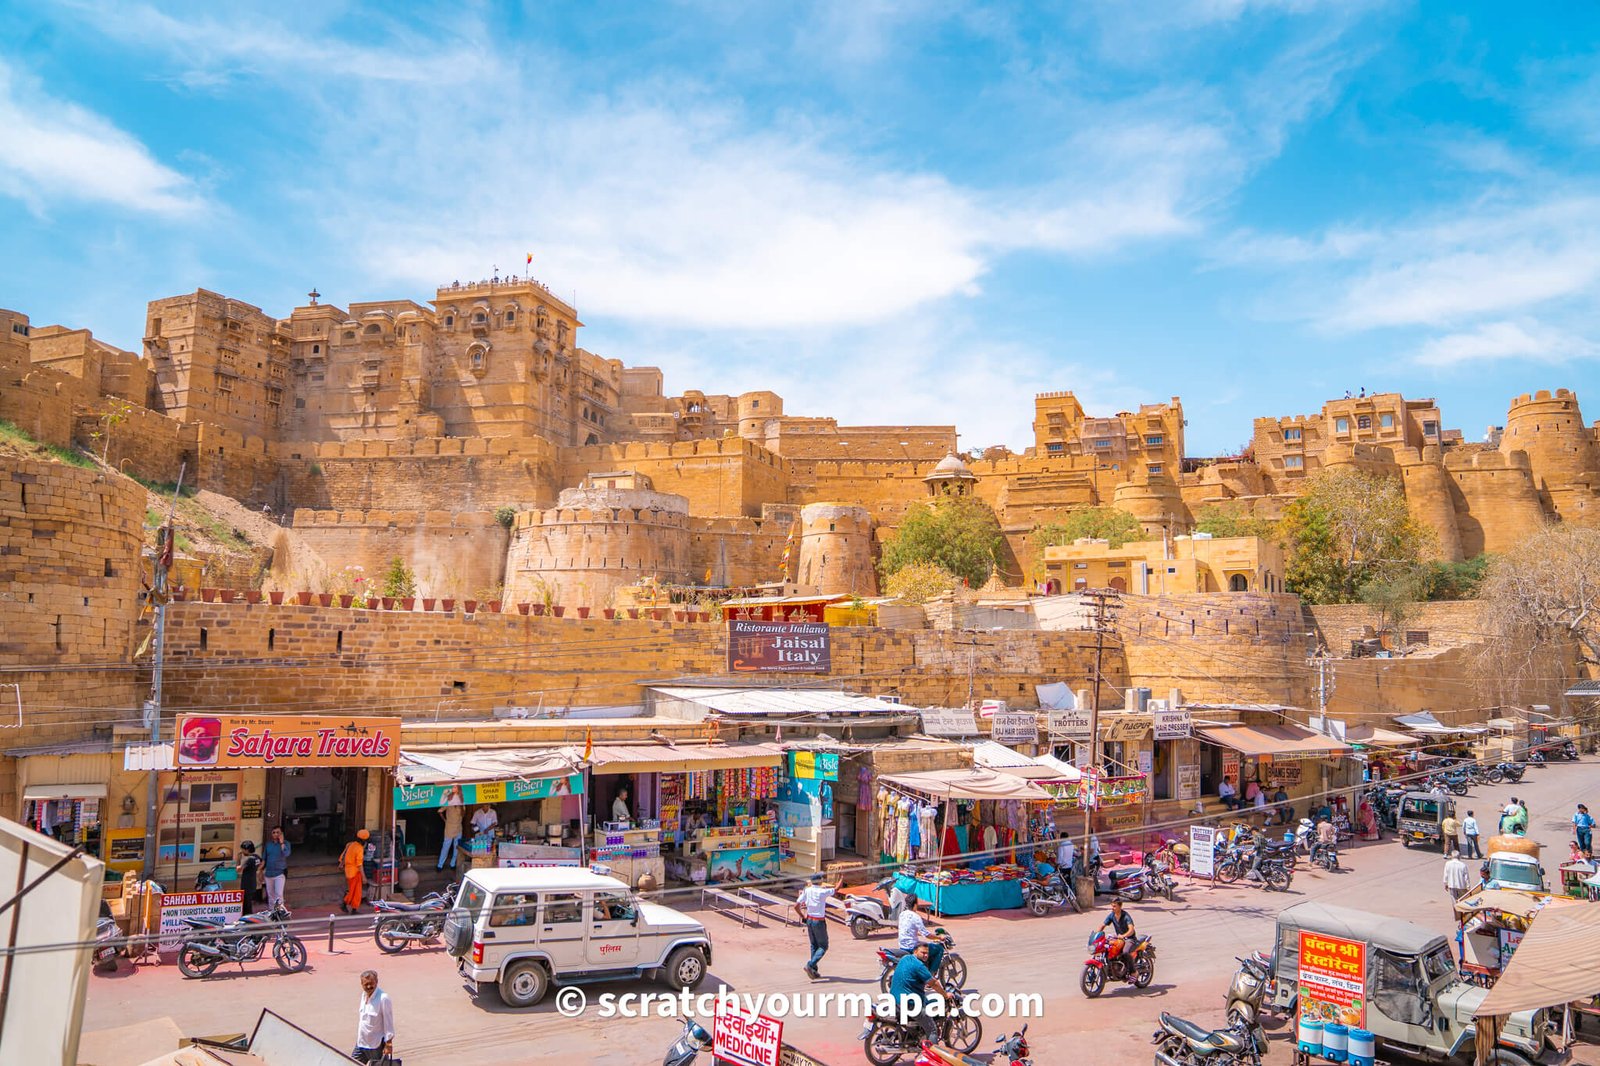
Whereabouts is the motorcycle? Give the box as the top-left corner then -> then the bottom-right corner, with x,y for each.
661,1016 -> 714,1066
1487,762 -> 1526,784
372,881 -> 457,953
848,876 -> 906,940
913,1025 -> 1032,1066
193,860 -> 229,892
1079,929 -> 1155,997
1021,865 -> 1082,916
861,990 -> 983,1066
1558,739 -> 1580,761
93,901 -> 122,973
1151,1012 -> 1267,1066
1425,772 -> 1469,797
1309,840 -> 1340,872
877,932 -> 966,993
1087,855 -> 1147,901
175,901 -> 307,979
1142,850 -> 1179,902
1224,952 -> 1276,1028
1528,748 -> 1547,766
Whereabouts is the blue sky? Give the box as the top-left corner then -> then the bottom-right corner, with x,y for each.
2,1 -> 1598,453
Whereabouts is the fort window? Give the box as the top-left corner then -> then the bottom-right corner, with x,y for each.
1357,415 -> 1371,430
473,312 -> 486,324
104,559 -> 114,577
1229,574 -> 1249,592
1380,413 -> 1395,429
199,627 -> 208,650
268,628 -> 275,650
1284,428 -> 1302,441
150,317 -> 162,334
452,680 -> 467,693
336,630 -> 343,653
1284,456 -> 1304,470
444,315 -> 454,328
504,310 -> 515,324
364,324 -> 381,335
343,331 -> 355,341
312,344 -> 320,353
1147,463 -> 1163,475
1423,420 -> 1438,436
1335,417 -> 1349,433
1047,442 -> 1064,454
1145,435 -> 1164,446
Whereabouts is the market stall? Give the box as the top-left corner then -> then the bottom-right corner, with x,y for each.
878,768 -> 1055,916
1454,889 -> 1576,986
586,742 -> 785,887
393,748 -> 585,873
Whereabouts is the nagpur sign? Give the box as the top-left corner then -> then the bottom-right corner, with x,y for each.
176,715 -> 401,769
727,621 -> 831,673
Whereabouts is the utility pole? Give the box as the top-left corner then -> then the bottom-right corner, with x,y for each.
142,465 -> 185,879
952,637 -> 982,710
1077,587 -> 1119,904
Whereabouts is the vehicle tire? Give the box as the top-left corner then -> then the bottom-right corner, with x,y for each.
1080,964 -> 1105,998
1488,768 -> 1505,784
273,936 -> 308,973
880,965 -> 893,994
498,960 -> 550,1007
1133,954 -> 1156,989
1068,889 -> 1083,914
1218,861 -> 1242,885
851,916 -> 873,941
374,917 -> 411,954
1487,1049 -> 1536,1066
1266,868 -> 1291,892
1452,783 -> 1468,797
945,1012 -> 982,1054
939,953 -> 968,989
664,946 -> 708,991
1029,898 -> 1051,917
1123,885 -> 1145,902
863,1019 -> 907,1066
177,944 -> 219,979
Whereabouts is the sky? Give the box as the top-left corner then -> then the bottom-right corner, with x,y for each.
1,1 -> 1598,454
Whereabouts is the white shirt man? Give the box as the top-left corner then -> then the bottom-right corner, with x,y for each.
797,879 -> 835,919
1056,836 -> 1076,874
611,792 -> 632,823
355,971 -> 395,1062
1442,853 -> 1471,899
898,905 -> 930,951
470,806 -> 498,836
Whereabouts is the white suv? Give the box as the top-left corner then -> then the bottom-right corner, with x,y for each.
443,867 -> 713,1008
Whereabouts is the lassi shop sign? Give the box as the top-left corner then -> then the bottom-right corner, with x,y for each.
728,621 -> 831,673
176,715 -> 401,769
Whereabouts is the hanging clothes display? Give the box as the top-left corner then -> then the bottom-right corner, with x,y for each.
917,804 -> 937,860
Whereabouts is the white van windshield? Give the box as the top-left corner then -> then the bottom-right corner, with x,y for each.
458,881 -> 489,924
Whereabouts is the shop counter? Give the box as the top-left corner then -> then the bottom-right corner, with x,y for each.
912,876 -> 1023,916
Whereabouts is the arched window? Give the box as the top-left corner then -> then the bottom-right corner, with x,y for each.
364,324 -> 381,335
343,330 -> 355,341
505,310 -> 516,324
1229,574 -> 1249,592
444,314 -> 454,328
473,312 -> 487,324
312,344 -> 320,354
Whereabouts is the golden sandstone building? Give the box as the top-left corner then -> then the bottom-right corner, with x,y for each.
2,272 -> 1597,856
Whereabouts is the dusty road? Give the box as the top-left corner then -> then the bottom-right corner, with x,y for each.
83,760 -> 1600,1064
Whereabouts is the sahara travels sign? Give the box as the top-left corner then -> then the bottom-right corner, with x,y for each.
727,621 -> 831,673
1298,931 -> 1367,1029
176,715 -> 402,768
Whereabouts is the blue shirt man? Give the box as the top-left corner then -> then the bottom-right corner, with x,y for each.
1575,805 -> 1595,856
889,943 -> 944,1041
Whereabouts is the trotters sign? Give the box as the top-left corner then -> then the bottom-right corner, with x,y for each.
714,1001 -> 783,1066
728,621 -> 831,673
176,715 -> 402,769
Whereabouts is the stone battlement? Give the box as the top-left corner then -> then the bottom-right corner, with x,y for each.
291,508 -> 499,529
563,435 -> 787,468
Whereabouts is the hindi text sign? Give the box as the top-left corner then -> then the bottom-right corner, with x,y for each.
920,709 -> 978,736
714,1000 -> 784,1066
1298,931 -> 1367,1028
991,712 -> 1039,745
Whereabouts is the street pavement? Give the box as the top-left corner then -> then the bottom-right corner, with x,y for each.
82,761 -> 1600,1065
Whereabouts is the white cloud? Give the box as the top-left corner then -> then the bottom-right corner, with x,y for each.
1413,320 -> 1599,368
0,60 -> 200,216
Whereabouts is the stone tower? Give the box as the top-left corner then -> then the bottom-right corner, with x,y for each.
1112,474 -> 1190,537
796,503 -> 877,596
502,486 -> 692,609
1501,389 -> 1599,528
1396,446 -> 1463,561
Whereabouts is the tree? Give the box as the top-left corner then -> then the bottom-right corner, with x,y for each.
1193,504 -> 1279,541
1419,554 -> 1490,601
1476,526 -> 1600,676
1033,507 -> 1143,550
1280,468 -> 1432,604
879,494 -> 1004,588
883,561 -> 960,605
379,557 -> 416,599
1357,566 -> 1428,636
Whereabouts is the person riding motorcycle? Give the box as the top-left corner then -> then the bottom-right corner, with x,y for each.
898,895 -> 946,976
890,941 -> 951,1044
1098,899 -> 1136,953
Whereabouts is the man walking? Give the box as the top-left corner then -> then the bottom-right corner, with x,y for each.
341,828 -> 369,915
1440,810 -> 1461,855
237,841 -> 260,917
353,969 -> 395,1064
1461,810 -> 1481,859
1575,804 -> 1595,858
794,871 -> 843,980
1443,850 -> 1471,901
263,826 -> 291,910
438,795 -> 463,872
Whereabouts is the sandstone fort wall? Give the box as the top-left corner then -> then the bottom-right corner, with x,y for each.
290,509 -> 510,599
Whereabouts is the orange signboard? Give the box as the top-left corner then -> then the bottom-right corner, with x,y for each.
175,715 -> 402,768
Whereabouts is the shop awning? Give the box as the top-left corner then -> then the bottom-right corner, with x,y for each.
1454,889 -> 1577,923
1477,899 -> 1600,1017
22,783 -> 107,800
1394,711 -> 1486,735
649,687 -> 914,717
970,741 -> 1081,782
881,768 -> 1055,801
396,747 -> 579,787
1343,724 -> 1421,748
1193,723 -> 1352,758
585,742 -> 784,775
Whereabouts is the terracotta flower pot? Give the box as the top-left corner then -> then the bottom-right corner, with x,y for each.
576,606 -> 591,619
244,590 -> 263,604
399,598 -> 415,611
627,609 -> 640,619
380,597 -> 395,610
338,594 -> 354,608
421,598 -> 436,611
602,608 -> 616,619
551,606 -> 566,617
268,591 -> 285,605
674,611 -> 687,622
200,588 -> 218,602
463,599 -> 478,614
487,600 -> 502,613
517,603 -> 531,616
440,598 -> 455,611
531,603 -> 546,616
172,587 -> 188,602
219,589 -> 238,603
296,591 -> 312,605
317,593 -> 334,607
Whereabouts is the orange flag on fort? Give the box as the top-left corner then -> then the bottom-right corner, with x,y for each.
526,252 -> 533,266
582,727 -> 592,761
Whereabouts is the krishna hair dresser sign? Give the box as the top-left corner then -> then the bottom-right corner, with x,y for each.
176,715 -> 401,768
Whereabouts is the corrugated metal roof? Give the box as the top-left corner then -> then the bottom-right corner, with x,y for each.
124,742 -> 176,771
650,686 -> 915,716
4,739 -> 116,758
1194,723 -> 1352,757
1565,680 -> 1600,697
1477,898 -> 1600,1017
